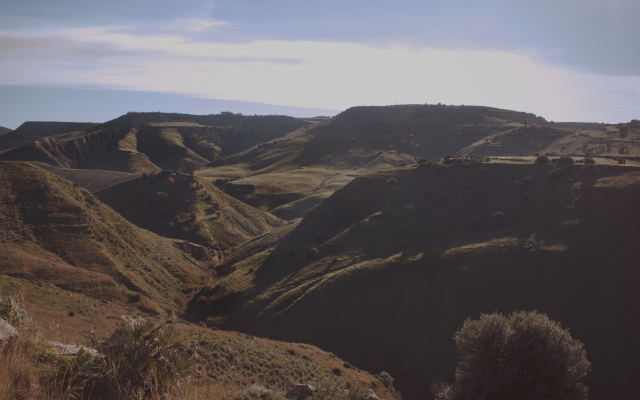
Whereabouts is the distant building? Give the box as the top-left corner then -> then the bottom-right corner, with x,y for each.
220,111 -> 233,115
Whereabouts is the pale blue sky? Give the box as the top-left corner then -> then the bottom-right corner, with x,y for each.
1,0 -> 638,128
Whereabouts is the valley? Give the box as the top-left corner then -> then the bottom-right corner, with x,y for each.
1,105 -> 639,399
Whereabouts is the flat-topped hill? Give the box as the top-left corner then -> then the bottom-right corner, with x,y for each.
188,158 -> 640,400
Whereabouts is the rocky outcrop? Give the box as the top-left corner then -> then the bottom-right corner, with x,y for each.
0,318 -> 18,346
286,384 -> 316,399
49,341 -> 100,357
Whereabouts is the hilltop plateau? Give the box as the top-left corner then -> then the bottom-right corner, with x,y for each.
0,112 -> 313,173
187,157 -> 640,400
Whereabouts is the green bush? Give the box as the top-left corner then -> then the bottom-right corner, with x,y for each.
558,156 -> 574,164
436,311 -> 590,400
535,155 -> 550,164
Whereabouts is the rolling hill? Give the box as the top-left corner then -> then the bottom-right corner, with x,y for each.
0,161 -> 210,315
95,172 -> 285,258
0,112 -> 313,173
186,157 -> 640,400
0,126 -> 12,136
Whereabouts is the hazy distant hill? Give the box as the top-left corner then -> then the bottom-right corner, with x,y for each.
0,121 -> 95,151
0,112 -> 312,173
0,161 -> 209,315
0,126 -> 12,136
188,158 -> 640,400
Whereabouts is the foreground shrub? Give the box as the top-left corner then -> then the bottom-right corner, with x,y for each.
64,316 -> 196,399
437,311 -> 590,400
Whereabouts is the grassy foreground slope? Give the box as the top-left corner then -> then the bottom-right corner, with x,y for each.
0,161 -> 209,315
188,159 -> 640,400
96,172 -> 284,260
0,275 -> 400,400
0,113 -> 312,173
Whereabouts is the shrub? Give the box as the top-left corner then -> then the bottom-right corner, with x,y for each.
435,164 -> 448,173
454,158 -> 465,166
310,247 -> 319,257
489,212 -> 507,229
535,155 -> 550,164
582,163 -> 599,176
417,158 -> 429,165
141,172 -> 149,180
379,371 -> 394,388
558,156 -> 574,164
618,158 -> 626,164
436,311 -> 590,400
166,177 -> 175,184
80,316 -> 196,399
584,157 -> 595,164
546,168 -> 567,182
387,177 -> 397,186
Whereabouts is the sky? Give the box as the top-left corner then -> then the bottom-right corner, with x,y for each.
0,0 -> 639,129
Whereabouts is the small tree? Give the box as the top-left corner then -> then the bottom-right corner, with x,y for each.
436,311 -> 590,400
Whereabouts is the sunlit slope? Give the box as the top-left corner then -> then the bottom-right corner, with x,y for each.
188,160 -> 640,400
0,161 -> 208,315
0,112 -> 312,173
95,172 -> 284,259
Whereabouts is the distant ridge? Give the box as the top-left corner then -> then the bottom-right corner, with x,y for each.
0,112 -> 313,173
0,121 -> 95,151
0,126 -> 12,135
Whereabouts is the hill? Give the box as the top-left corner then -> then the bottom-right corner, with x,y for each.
186,158 -> 640,400
0,126 -> 12,135
0,161 -> 210,315
0,112 -> 313,173
95,172 -> 284,258
198,105 -> 559,218
26,161 -> 138,192
0,121 -> 95,151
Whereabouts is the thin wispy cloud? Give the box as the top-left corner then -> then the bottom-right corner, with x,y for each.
1,19 -> 638,123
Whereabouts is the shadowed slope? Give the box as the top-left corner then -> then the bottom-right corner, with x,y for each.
188,160 -> 640,400
0,161 -> 208,315
96,173 -> 284,260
